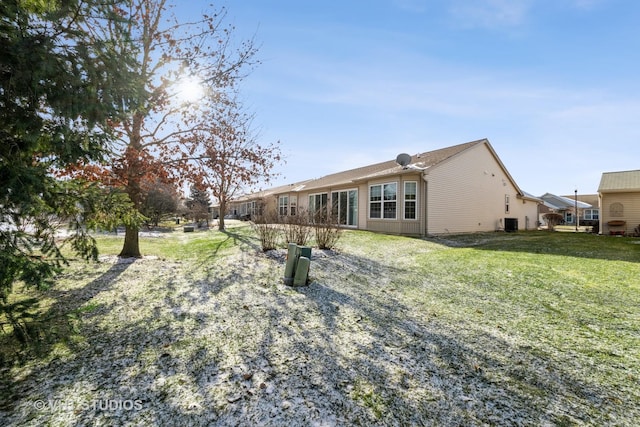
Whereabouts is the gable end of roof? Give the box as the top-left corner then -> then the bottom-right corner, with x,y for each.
599,170 -> 640,192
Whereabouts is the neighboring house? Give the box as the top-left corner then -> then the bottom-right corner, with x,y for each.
538,193 -> 597,227
224,180 -> 313,219
227,139 -> 540,236
598,170 -> 640,235
570,194 -> 600,225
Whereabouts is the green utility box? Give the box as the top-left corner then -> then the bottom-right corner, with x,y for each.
283,243 -> 311,286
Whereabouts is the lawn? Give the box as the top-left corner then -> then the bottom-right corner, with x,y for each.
1,224 -> 638,426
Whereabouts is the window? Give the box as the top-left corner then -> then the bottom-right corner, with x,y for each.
240,201 -> 257,217
348,189 -> 358,225
290,195 -> 297,216
370,183 -> 396,219
584,209 -> 599,220
278,195 -> 288,216
404,181 -> 417,220
331,189 -> 358,226
505,194 -> 510,214
309,193 -> 328,220
565,212 -> 574,224
610,202 -> 623,217
383,183 -> 397,219
369,185 -> 382,219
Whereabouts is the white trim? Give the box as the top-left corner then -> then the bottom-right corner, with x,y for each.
278,195 -> 289,216
404,181 -> 418,220
308,192 -> 328,215
369,182 -> 397,220
584,209 -> 599,220
331,188 -> 359,227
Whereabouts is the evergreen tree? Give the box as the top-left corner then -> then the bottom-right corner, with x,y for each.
0,0 -> 136,340
140,181 -> 179,227
186,185 -> 211,227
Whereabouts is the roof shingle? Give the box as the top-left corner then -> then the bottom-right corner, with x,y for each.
287,139 -> 486,192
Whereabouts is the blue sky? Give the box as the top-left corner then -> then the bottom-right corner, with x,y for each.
187,0 -> 640,196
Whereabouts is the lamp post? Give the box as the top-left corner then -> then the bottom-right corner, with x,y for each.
574,189 -> 579,232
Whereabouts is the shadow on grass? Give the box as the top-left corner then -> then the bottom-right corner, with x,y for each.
430,230 -> 640,263
286,252 -> 623,425
1,258 -> 135,357
211,249 -> 628,424
0,246 -> 634,425
219,228 -> 262,253
0,258 -> 135,408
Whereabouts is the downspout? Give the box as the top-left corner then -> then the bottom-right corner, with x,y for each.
422,172 -> 429,236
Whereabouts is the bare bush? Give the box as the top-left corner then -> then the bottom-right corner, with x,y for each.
251,210 -> 281,251
281,208 -> 313,246
313,211 -> 342,250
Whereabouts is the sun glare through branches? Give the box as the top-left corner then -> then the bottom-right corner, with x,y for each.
174,75 -> 206,105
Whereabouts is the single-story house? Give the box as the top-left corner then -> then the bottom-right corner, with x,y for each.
598,170 -> 640,235
219,180 -> 312,220
227,138 -> 540,236
538,193 -> 597,227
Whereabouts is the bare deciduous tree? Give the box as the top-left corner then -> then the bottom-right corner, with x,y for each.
192,95 -> 282,231
66,0 -> 258,256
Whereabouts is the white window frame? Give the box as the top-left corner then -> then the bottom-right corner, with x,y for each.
584,209 -> 599,220
404,181 -> 418,220
369,182 -> 397,220
331,189 -> 358,227
278,195 -> 288,216
309,193 -> 328,219
565,211 -> 574,224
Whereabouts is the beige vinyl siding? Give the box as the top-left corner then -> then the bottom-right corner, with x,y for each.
357,183 -> 368,230
600,192 -> 640,234
229,139 -> 536,236
261,197 -> 277,217
426,144 -> 526,234
509,197 -> 538,230
298,192 -> 310,212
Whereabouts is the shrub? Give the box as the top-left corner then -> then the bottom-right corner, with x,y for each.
281,207 -> 313,246
313,211 -> 342,250
543,213 -> 563,231
251,210 -> 281,251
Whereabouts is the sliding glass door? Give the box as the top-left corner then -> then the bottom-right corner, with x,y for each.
331,189 -> 358,226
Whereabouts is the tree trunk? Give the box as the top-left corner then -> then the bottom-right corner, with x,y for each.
218,199 -> 226,231
120,113 -> 144,258
119,225 -> 141,257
